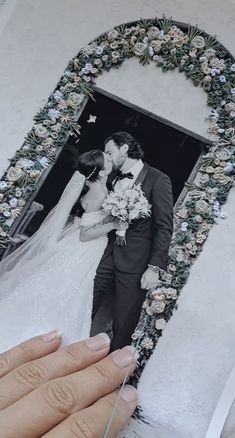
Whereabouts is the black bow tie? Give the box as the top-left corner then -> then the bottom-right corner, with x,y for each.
115,171 -> 134,182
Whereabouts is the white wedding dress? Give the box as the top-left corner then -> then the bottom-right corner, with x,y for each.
0,210 -> 108,352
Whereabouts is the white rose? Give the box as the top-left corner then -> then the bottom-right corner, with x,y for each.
196,199 -> 210,215
216,148 -> 232,161
209,57 -> 221,69
107,29 -> 119,42
34,125 -> 49,138
204,48 -> 216,59
147,26 -> 160,40
67,92 -> 84,109
151,300 -> 166,314
133,42 -> 147,56
191,35 -> 205,49
225,102 -> 235,114
9,197 -> 18,208
6,166 -> 24,182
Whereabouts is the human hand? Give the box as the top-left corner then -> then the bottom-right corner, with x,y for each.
0,330 -> 137,437
114,220 -> 129,231
141,267 -> 159,290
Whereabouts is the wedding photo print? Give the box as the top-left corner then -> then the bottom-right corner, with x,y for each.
0,89 -> 206,359
1,8 -> 235,438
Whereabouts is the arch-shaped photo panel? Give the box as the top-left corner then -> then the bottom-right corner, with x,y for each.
0,17 -> 235,383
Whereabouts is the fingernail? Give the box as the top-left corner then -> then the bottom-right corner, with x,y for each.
42,329 -> 62,343
120,385 -> 138,403
86,333 -> 110,351
112,346 -> 136,368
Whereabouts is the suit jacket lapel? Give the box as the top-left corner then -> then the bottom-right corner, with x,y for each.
134,163 -> 149,186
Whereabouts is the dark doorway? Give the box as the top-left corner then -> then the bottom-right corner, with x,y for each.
25,89 -> 206,236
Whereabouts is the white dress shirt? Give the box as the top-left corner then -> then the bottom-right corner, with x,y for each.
114,159 -> 144,191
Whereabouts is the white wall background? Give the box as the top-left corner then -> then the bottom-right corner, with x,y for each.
1,1 -> 235,436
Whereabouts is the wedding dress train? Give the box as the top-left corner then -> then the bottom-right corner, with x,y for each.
0,211 -> 107,352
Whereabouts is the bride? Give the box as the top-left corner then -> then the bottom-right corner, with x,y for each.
0,149 -> 123,352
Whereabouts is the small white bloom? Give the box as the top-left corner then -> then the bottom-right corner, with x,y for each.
210,109 -> 219,121
230,64 -> 235,72
96,46 -> 104,55
0,181 -> 8,191
231,88 -> 235,96
143,36 -> 149,44
9,197 -> 18,208
67,92 -> 84,109
17,158 -> 34,170
224,162 -> 233,173
107,29 -> 119,42
53,90 -> 63,101
191,35 -> 205,49
36,145 -> 43,152
3,211 -> 11,218
133,42 -> 147,56
38,157 -> 49,168
48,108 -> 61,120
7,166 -> 24,182
149,46 -> 154,57
219,75 -> 226,83
64,70 -> 72,77
34,125 -> 48,138
85,62 -> 93,71
141,337 -> 154,350
158,30 -> 165,40
180,222 -> 188,232
15,189 -> 22,198
155,319 -> 166,330
200,56 -> 207,63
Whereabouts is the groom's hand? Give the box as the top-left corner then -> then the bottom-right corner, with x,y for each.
141,268 -> 159,290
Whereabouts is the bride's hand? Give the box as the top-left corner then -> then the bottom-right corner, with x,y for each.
0,331 -> 137,438
114,220 -> 129,231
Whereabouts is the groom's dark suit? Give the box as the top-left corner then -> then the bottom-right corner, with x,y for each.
93,162 -> 173,350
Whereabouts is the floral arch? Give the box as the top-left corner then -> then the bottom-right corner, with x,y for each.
0,17 -> 234,380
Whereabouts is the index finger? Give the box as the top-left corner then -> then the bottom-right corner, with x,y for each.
0,330 -> 62,378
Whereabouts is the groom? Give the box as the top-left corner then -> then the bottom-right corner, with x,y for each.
92,131 -> 173,350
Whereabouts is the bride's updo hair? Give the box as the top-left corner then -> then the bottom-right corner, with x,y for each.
72,150 -> 105,217
77,149 -> 104,182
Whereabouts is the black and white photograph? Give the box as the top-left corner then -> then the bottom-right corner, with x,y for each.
0,3 -> 235,438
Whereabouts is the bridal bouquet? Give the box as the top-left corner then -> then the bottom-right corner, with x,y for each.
101,183 -> 151,246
